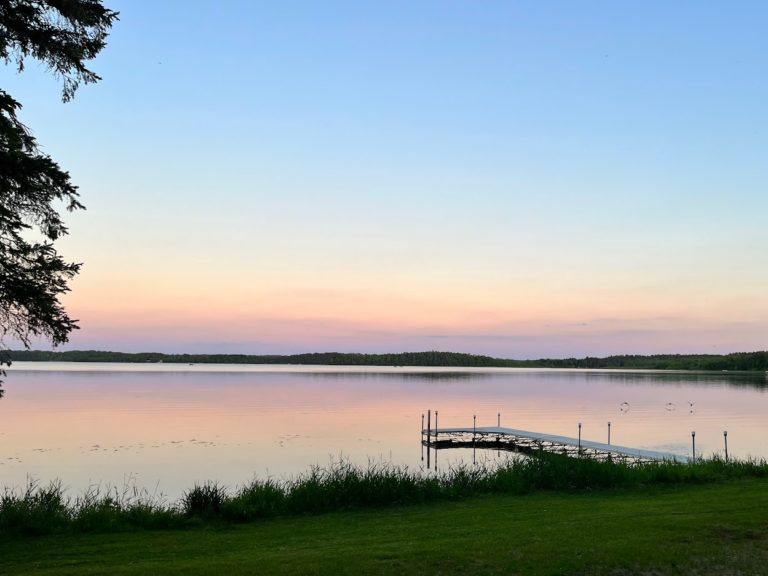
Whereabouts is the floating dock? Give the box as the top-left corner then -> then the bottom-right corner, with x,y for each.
422,425 -> 690,464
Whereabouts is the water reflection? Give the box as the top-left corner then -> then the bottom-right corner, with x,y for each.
577,370 -> 768,390
1,365 -> 767,498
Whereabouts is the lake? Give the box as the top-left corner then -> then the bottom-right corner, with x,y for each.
2,362 -> 767,498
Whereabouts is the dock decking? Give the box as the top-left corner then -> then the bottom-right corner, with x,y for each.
422,425 -> 690,464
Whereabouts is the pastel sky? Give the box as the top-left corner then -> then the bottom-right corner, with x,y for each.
4,1 -> 767,357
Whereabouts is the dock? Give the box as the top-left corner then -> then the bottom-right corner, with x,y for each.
422,424 -> 691,464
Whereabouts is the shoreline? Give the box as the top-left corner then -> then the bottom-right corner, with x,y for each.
5,360 -> 762,375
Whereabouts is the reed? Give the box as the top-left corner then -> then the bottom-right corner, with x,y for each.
2,454 -> 766,536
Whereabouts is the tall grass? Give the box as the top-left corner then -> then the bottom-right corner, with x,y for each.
2,454 -> 767,536
0,478 -> 182,536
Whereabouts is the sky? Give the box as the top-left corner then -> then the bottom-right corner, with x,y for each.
3,1 -> 767,358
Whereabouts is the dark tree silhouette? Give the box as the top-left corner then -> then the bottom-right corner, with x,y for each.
0,1 -> 118,379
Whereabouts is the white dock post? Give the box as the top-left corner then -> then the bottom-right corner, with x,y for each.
691,431 -> 696,462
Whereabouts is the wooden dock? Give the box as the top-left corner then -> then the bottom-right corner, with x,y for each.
422,424 -> 691,464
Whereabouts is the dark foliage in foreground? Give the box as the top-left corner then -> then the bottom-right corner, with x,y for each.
1,1 -> 118,384
9,349 -> 768,372
2,455 -> 767,536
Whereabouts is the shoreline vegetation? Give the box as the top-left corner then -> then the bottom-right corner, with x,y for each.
2,454 -> 767,537
7,349 -> 768,371
2,479 -> 768,575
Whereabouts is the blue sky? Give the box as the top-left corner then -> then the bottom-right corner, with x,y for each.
4,1 -> 767,357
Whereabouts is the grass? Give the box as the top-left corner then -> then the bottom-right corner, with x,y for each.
2,454 -> 767,536
1,478 -> 768,575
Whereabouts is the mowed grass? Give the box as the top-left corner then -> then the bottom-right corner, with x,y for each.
2,479 -> 768,575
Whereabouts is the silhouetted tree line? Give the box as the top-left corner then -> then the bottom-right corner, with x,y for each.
6,350 -> 768,371
7,350 -> 508,367
513,352 -> 768,371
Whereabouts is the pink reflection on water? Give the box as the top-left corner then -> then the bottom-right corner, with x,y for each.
1,366 -> 766,498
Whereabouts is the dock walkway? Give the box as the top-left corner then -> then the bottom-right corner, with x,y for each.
423,425 -> 690,464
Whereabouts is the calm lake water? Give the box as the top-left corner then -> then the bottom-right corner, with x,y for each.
2,362 -> 767,498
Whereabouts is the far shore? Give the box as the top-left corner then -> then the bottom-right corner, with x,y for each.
5,349 -> 768,372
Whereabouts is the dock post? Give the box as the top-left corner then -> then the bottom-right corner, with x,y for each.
421,413 -> 425,461
435,411 -> 438,444
608,421 -> 611,445
427,410 -> 432,470
473,414 -> 477,465
497,412 -> 500,427
691,431 -> 696,462
426,410 -> 432,467
578,423 -> 582,456
724,431 -> 728,463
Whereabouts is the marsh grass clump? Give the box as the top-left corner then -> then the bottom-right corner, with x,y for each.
73,488 -> 123,532
222,478 -> 285,521
282,460 -> 434,514
0,480 -> 70,536
182,482 -> 227,518
3,455 -> 768,536
0,478 -> 181,535
72,483 -> 181,532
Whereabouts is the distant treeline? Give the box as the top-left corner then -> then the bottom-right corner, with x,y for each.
6,350 -> 768,371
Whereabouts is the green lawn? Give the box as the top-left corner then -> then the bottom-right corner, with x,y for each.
3,479 -> 768,575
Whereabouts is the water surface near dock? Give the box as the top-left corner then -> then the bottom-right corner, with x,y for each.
2,363 -> 766,497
